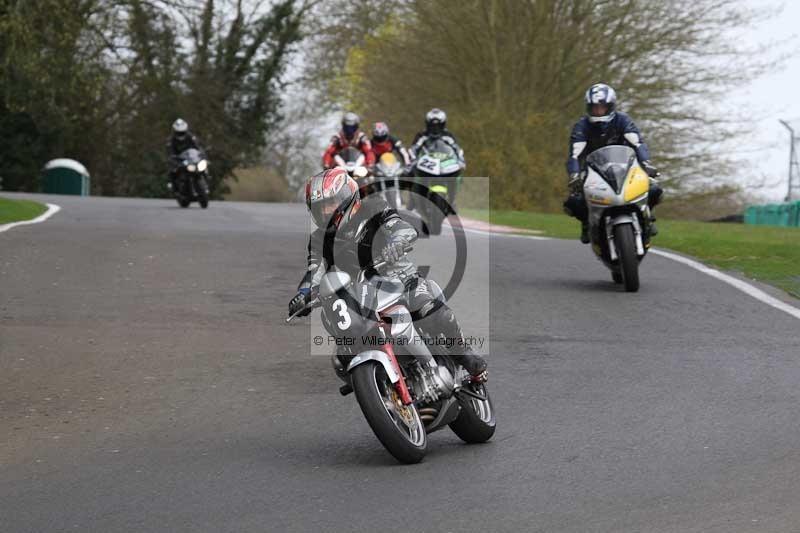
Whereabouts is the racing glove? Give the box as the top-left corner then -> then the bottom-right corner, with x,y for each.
641,160 -> 660,178
380,237 -> 408,265
288,288 -> 312,317
568,173 -> 583,193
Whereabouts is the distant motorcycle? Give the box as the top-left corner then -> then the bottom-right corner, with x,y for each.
334,147 -> 371,184
412,138 -> 463,235
581,145 -> 655,291
172,148 -> 210,209
373,151 -> 404,209
286,249 -> 495,464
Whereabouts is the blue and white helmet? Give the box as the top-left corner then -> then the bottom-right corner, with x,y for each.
585,84 -> 617,124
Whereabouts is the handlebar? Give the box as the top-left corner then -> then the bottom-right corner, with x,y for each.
285,297 -> 321,323
284,246 -> 414,323
372,244 -> 413,270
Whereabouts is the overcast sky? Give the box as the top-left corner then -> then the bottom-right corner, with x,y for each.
734,0 -> 800,201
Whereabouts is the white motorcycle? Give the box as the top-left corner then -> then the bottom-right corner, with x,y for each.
334,147 -> 371,186
582,145 -> 656,292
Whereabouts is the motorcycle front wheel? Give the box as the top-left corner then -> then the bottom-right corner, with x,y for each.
615,224 -> 640,292
352,361 -> 427,464
197,177 -> 209,208
450,382 -> 496,443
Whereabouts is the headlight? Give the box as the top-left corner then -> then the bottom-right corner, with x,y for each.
187,164 -> 197,172
197,160 -> 208,172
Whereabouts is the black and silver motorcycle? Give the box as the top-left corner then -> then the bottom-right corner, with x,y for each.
172,148 -> 210,209
287,250 -> 495,464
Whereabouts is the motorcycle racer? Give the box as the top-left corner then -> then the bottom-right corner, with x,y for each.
563,84 -> 663,243
288,167 -> 487,378
322,112 -> 376,170
371,122 -> 411,166
409,108 -> 464,167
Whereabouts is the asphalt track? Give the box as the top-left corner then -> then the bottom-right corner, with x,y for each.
1,193 -> 799,532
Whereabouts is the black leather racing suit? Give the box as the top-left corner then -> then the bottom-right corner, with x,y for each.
297,196 -> 475,356
166,133 -> 204,186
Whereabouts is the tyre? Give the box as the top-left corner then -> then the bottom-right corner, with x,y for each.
198,178 -> 209,208
177,198 -> 191,208
385,189 -> 399,210
425,198 -> 444,235
429,211 -> 443,235
352,361 -> 427,464
612,271 -> 623,284
614,224 -> 639,292
449,382 -> 496,443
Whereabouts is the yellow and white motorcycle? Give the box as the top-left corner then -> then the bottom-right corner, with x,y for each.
582,145 -> 655,292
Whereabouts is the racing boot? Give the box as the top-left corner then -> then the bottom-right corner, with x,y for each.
649,215 -> 658,237
580,221 -> 590,244
459,345 -> 488,380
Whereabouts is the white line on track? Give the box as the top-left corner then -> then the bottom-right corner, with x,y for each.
459,224 -> 800,321
0,203 -> 61,233
649,248 -> 800,321
459,227 -> 551,240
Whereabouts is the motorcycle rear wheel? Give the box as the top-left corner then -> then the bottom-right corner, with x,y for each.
352,361 -> 427,464
450,382 -> 496,443
615,224 -> 640,292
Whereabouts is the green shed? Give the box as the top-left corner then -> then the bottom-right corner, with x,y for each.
42,159 -> 90,195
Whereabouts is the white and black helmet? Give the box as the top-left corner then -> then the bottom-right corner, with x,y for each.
425,108 -> 447,135
585,84 -> 617,124
341,112 -> 360,138
172,118 -> 189,138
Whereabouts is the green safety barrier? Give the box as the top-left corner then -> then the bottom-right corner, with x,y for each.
744,201 -> 800,227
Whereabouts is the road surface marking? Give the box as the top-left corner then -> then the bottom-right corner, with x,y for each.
650,248 -> 800,321
459,227 -> 551,240
458,224 -> 800,321
0,203 -> 61,234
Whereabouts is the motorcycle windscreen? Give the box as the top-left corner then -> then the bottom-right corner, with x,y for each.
585,145 -> 636,194
179,148 -> 203,165
416,139 -> 461,177
319,279 -> 382,341
339,146 -> 363,165
377,152 -> 401,176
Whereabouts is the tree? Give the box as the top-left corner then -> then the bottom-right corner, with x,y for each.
0,0 -> 308,197
310,0 -> 777,211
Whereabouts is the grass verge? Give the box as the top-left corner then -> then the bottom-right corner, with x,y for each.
462,208 -> 800,299
0,197 -> 48,226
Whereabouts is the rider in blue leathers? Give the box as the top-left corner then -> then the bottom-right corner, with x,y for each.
563,84 -> 663,243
